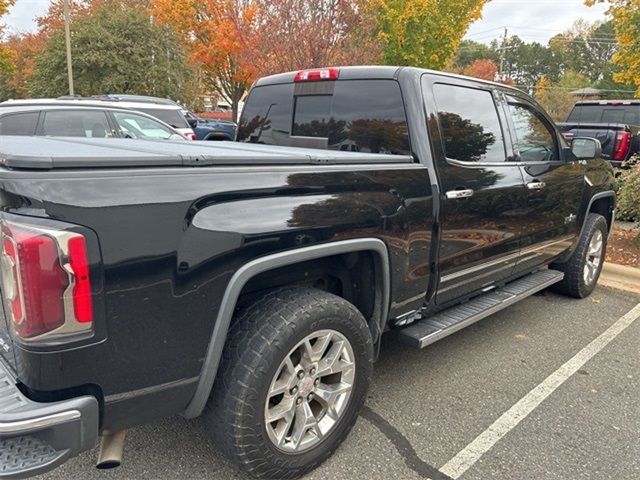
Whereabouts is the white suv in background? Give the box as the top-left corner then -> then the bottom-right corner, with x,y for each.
2,96 -> 197,140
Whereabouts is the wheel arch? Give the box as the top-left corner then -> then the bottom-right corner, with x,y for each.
183,238 -> 390,418
587,191 -> 615,235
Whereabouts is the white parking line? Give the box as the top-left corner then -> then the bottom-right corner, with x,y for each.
440,301 -> 640,479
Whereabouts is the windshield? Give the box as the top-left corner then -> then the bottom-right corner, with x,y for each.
138,108 -> 190,129
238,79 -> 410,155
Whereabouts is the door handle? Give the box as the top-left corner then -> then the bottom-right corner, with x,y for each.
445,189 -> 474,199
526,181 -> 546,190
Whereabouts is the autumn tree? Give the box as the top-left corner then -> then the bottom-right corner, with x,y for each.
463,59 -> 497,81
152,0 -> 262,121
250,0 -> 380,75
152,0 -> 380,121
371,0 -> 489,69
30,0 -> 193,99
587,0 -> 640,96
534,70 -> 590,121
0,0 -> 16,100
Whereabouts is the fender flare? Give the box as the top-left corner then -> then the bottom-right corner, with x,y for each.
559,190 -> 616,262
183,238 -> 390,418
582,190 -> 616,238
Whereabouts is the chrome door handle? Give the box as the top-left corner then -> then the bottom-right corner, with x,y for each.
527,181 -> 546,190
445,189 -> 474,199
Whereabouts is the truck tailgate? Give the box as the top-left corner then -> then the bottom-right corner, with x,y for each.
557,122 -> 629,160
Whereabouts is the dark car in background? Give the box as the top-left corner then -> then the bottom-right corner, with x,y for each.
558,99 -> 640,167
183,110 -> 237,140
0,102 -> 188,141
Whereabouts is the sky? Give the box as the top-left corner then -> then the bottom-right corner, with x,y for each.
3,0 -> 611,43
465,0 -> 610,44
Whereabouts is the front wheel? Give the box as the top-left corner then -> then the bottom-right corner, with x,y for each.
205,287 -> 373,479
552,213 -> 608,298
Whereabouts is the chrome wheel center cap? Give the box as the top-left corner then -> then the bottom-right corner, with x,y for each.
298,377 -> 314,397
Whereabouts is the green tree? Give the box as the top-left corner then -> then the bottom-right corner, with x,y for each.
587,0 -> 640,96
496,35 -> 561,89
29,0 -> 194,100
372,0 -> 489,69
451,39 -> 498,69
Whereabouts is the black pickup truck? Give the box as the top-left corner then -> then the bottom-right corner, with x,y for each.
0,67 -> 615,479
558,100 -> 640,167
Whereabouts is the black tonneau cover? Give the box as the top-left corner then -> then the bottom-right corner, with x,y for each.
0,137 -> 412,170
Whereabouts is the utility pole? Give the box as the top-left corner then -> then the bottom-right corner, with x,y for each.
63,0 -> 74,95
499,27 -> 508,81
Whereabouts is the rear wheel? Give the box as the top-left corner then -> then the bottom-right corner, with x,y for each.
205,287 -> 373,479
552,213 -> 608,298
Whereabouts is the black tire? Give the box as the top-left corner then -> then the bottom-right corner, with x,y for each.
551,213 -> 608,298
204,287 -> 374,479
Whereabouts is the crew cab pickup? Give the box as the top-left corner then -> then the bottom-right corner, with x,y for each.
0,66 -> 615,479
558,100 -> 640,167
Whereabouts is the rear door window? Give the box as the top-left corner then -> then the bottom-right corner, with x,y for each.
238,80 -> 410,155
0,112 -> 39,135
42,110 -> 111,137
433,83 -> 507,163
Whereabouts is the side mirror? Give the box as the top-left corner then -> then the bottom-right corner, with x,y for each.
571,137 -> 602,160
187,118 -> 198,129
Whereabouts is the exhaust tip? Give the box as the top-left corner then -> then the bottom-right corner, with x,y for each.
96,459 -> 121,470
96,430 -> 126,470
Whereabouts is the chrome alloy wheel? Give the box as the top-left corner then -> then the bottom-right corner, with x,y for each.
264,329 -> 356,452
584,229 -> 604,285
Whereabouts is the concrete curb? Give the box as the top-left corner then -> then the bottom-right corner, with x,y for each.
599,262 -> 640,295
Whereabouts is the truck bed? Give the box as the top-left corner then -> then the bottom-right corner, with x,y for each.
0,136 -> 412,169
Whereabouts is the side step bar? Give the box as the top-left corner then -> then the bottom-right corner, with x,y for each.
397,269 -> 564,349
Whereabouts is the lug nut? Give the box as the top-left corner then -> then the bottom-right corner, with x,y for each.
297,371 -> 305,379
307,393 -> 314,401
291,386 -> 298,395
314,378 -> 319,386
310,368 -> 316,375
296,397 -> 303,405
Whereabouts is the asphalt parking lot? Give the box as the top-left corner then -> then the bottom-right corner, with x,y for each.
40,285 -> 640,480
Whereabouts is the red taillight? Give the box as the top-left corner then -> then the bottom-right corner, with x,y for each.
294,67 -> 340,82
68,236 -> 93,323
0,220 -> 93,341
186,133 -> 197,140
612,131 -> 631,161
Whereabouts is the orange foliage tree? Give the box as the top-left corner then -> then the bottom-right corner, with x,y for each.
151,0 -> 262,121
151,0 -> 380,120
0,0 -> 16,99
463,59 -> 497,81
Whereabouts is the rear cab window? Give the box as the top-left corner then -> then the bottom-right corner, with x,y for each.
238,80 -> 410,155
566,104 -> 639,125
